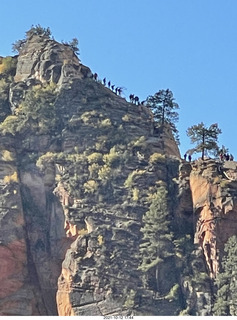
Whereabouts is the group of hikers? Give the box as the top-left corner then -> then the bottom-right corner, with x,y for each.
219,152 -> 234,162
184,153 -> 192,162
183,152 -> 234,162
93,73 -> 123,96
92,73 -> 144,105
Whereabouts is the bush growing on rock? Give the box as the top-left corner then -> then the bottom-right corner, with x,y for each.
149,152 -> 166,164
0,84 -> 60,136
0,57 -> 17,75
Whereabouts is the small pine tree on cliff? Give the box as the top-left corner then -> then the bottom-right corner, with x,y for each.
62,38 -> 80,55
138,185 -> 174,293
186,122 -> 221,160
213,235 -> 237,316
146,89 -> 179,143
12,25 -> 52,53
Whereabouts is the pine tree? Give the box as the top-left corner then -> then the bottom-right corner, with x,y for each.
138,186 -> 174,293
186,122 -> 221,160
213,235 -> 237,315
146,89 -> 179,143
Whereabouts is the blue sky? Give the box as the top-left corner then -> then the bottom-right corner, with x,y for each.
1,0 -> 237,159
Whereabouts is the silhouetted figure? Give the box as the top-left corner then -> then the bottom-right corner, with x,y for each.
184,153 -> 187,161
129,94 -> 134,103
103,78 -> 106,86
94,73 -> 98,81
141,100 -> 145,105
134,96 -> 139,105
118,88 -> 122,96
219,153 -> 224,161
188,154 -> 192,162
111,85 -> 115,91
108,81 -> 111,88
230,154 -> 234,161
226,153 -> 230,161
115,87 -> 118,95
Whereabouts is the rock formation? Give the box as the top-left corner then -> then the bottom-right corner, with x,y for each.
1,30 -> 237,316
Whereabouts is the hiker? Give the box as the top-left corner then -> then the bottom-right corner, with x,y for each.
129,94 -> 134,103
134,96 -> 139,105
103,78 -> 106,86
94,73 -> 98,81
108,81 -> 111,88
230,154 -> 234,161
188,154 -> 192,162
184,153 -> 187,161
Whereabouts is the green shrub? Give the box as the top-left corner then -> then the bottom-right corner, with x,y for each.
3,171 -> 18,184
149,152 -> 166,164
87,152 -> 103,164
0,57 -> 17,75
98,165 -> 112,181
84,180 -> 98,193
124,170 -> 146,188
36,152 -> 57,170
0,78 -> 9,92
88,163 -> 100,179
123,289 -> 136,308
1,150 -> 15,161
0,84 -> 59,136
99,118 -> 112,128
165,284 -> 180,301
103,147 -> 121,168
132,188 -> 140,201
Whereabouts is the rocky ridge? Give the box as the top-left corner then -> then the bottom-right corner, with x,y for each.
0,33 -> 237,316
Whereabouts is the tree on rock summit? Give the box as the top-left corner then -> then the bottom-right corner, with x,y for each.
186,122 -> 221,160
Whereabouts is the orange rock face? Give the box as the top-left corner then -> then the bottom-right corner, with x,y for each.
56,268 -> 75,316
0,239 -> 27,299
190,159 -> 237,278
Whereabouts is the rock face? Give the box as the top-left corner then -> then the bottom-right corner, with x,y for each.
190,159 -> 237,277
1,32 -> 237,316
14,35 -> 91,85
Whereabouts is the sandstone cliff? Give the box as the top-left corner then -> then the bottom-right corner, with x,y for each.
0,30 -> 237,316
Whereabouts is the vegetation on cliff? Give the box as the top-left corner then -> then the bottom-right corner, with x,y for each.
213,235 -> 237,316
0,26 -> 237,316
187,122 -> 222,159
146,89 -> 179,144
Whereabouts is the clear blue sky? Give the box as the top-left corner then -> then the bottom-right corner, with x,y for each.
1,0 -> 237,159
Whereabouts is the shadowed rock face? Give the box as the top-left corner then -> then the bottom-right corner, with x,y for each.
1,33 -> 237,316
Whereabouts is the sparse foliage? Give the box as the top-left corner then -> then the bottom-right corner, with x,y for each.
213,235 -> 237,316
12,25 -> 52,53
186,122 -> 221,160
0,84 -> 60,136
26,24 -> 51,39
0,57 -> 17,75
62,37 -> 80,55
146,89 -> 179,143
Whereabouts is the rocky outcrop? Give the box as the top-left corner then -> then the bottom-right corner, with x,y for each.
14,35 -> 91,85
190,159 -> 237,278
1,31 -> 237,316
